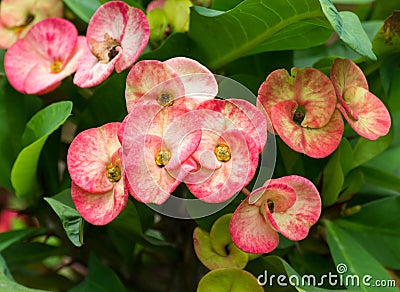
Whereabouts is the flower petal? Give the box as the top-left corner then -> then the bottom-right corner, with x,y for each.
67,122 -> 121,193
271,100 -> 344,158
330,58 -> 368,96
230,197 -> 279,254
267,175 -> 321,241
339,86 -> 391,140
71,180 -> 128,226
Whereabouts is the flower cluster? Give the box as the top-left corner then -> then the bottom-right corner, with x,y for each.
257,58 -> 391,158
4,1 -> 149,94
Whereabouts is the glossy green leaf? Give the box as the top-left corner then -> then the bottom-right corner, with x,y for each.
324,220 -> 397,292
319,0 -> 376,60
333,0 -> 374,3
44,189 -> 83,247
70,253 -> 126,292
0,255 -> 48,292
189,0 -> 332,70
11,101 -> 72,199
360,166 -> 400,192
63,0 -> 100,23
335,196 -> 400,269
0,229 -> 42,253
197,268 -> 263,292
340,168 -> 364,199
322,148 -> 344,206
352,129 -> 393,168
211,0 -> 242,10
0,81 -> 43,189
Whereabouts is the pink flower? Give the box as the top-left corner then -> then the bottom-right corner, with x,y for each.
330,58 -> 391,140
257,68 -> 344,158
230,175 -> 321,254
73,1 -> 149,88
67,122 -> 128,225
0,0 -> 63,49
125,57 -> 218,112
4,18 -> 86,95
121,103 -> 201,204
0,210 -> 19,232
184,99 -> 267,203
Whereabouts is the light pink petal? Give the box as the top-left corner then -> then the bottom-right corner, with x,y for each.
187,129 -> 258,203
230,196 -> 279,254
338,86 -> 391,140
250,182 -> 297,212
117,6 -> 149,72
267,175 -> 321,241
67,123 -> 121,193
124,134 -> 180,204
271,100 -> 344,158
164,57 -> 217,108
146,0 -> 165,12
125,60 -> 184,112
24,36 -> 87,95
190,131 -> 222,170
330,58 -> 368,96
73,44 -> 122,88
71,180 -> 128,226
258,68 -> 336,129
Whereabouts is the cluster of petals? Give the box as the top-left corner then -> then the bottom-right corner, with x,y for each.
121,57 -> 268,204
257,58 -> 391,158
230,175 -> 321,254
67,122 -> 128,225
73,1 -> 149,88
4,17 -> 86,95
330,58 -> 391,140
0,0 -> 63,49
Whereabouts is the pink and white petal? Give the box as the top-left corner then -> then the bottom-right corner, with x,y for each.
116,7 -> 149,72
187,129 -> 257,203
261,183 -> 297,213
73,46 -> 122,88
330,58 -> 368,96
267,175 -> 321,241
272,101 -> 343,158
71,181 -> 128,226
67,123 -> 121,193
190,131 -> 223,170
123,134 -> 177,204
125,60 -> 184,112
340,86 -> 391,140
230,197 -> 279,254
164,57 -> 217,107
25,18 -> 78,62
4,38 -> 42,93
86,1 -> 128,47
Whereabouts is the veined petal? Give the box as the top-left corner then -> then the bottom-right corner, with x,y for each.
267,175 -> 321,241
330,58 -> 368,96
251,183 -> 297,213
258,68 -> 336,129
230,196 -> 279,254
272,100 -> 344,158
71,180 -> 128,226
125,60 -> 184,112
67,122 -> 121,193
340,86 -> 391,140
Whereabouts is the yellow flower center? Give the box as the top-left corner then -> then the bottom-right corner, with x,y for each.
106,163 -> 121,183
157,92 -> 174,107
155,148 -> 171,167
50,60 -> 63,73
214,143 -> 231,162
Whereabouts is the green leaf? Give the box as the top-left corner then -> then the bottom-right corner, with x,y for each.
63,0 -> 100,23
324,220 -> 397,292
0,81 -> 43,189
10,101 -> 72,199
340,168 -> 364,199
352,130 -> 393,168
372,11 -> 400,58
211,0 -> 243,10
335,196 -> 400,269
189,0 -> 332,70
44,189 -> 83,247
0,255 -> 48,292
197,268 -> 263,292
333,0 -> 374,3
360,166 -> 400,192
0,229 -> 43,253
70,253 -> 126,292
319,0 -> 376,60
